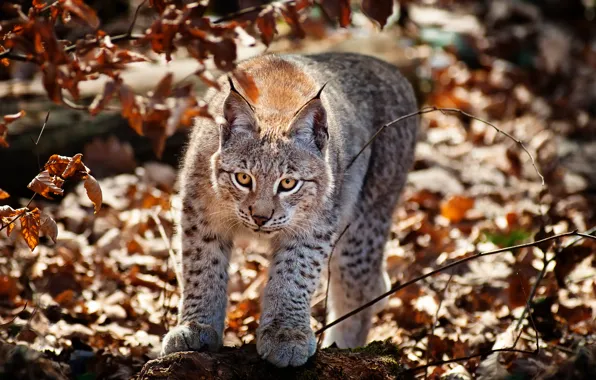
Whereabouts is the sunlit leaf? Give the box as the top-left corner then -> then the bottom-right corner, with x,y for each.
440,195 -> 474,223
40,212 -> 58,243
27,170 -> 64,199
84,174 -> 102,214
20,208 -> 41,250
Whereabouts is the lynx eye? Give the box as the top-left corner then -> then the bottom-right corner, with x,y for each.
279,178 -> 298,192
233,172 -> 252,188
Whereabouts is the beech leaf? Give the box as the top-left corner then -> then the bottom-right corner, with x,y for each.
84,174 -> 102,214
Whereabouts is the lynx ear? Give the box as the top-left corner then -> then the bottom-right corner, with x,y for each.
288,84 -> 328,152
221,76 -> 257,143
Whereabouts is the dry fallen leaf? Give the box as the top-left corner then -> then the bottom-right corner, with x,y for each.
84,175 -> 103,213
440,195 -> 475,223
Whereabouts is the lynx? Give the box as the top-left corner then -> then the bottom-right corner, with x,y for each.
161,52 -> 418,367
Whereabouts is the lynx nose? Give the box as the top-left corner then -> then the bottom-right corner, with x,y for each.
251,214 -> 270,227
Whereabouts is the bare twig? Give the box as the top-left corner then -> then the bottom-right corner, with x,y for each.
348,107 -> 545,186
0,48 -> 32,62
0,112 -> 49,233
317,223 -> 351,348
316,230 -> 596,335
411,271 -> 541,374
424,273 -> 453,380
213,0 -> 298,24
128,0 -> 148,37
515,226 -> 596,330
29,111 -> 50,170
150,210 -> 176,331
0,302 -> 27,327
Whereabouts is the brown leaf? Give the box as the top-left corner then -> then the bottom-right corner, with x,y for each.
554,245 -> 593,288
361,0 -> 394,29
44,154 -> 71,176
84,175 -> 102,214
0,206 -> 21,219
20,208 -> 41,250
40,213 -> 58,243
62,0 -> 100,29
256,6 -> 277,46
143,118 -> 169,159
232,70 -> 259,104
280,3 -> 306,38
0,189 -> 9,200
557,304 -> 593,326
27,170 -> 64,199
506,148 -> 522,178
0,275 -> 20,301
180,101 -> 212,126
42,63 -> 63,104
211,39 -> 237,71
152,73 -> 174,103
507,274 -> 530,309
61,153 -> 89,179
0,110 -> 26,148
440,195 -> 475,223
54,289 -> 76,307
0,126 -> 7,148
89,80 -> 120,116
319,0 -> 351,27
0,206 -> 26,236
3,110 -> 25,124
534,225 -> 554,254
120,85 -> 144,135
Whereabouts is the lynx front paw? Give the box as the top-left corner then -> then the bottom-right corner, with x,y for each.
160,322 -> 221,356
256,324 -> 317,367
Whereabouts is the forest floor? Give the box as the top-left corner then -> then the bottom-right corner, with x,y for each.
1,2 -> 596,380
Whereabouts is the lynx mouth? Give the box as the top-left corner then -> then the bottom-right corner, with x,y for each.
240,221 -> 280,235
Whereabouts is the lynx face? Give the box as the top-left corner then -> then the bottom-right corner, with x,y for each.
212,133 -> 330,237
207,77 -> 332,237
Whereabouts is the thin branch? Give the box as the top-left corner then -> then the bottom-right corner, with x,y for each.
0,49 -> 32,63
316,230 -> 596,335
30,111 -> 50,170
317,222 -> 351,348
408,346 -> 536,374
128,0 -> 148,37
347,107 -> 545,187
515,226 -> 596,330
412,284 -> 540,375
0,302 -> 27,327
150,210 -> 175,331
424,273 -> 452,380
213,1 -> 297,24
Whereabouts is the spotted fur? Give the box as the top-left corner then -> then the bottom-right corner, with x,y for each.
161,53 -> 418,367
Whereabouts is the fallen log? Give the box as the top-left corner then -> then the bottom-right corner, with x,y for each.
133,341 -> 410,380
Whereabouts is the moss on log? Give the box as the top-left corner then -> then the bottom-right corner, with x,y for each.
133,341 -> 411,380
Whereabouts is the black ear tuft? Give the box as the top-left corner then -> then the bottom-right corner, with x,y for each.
221,76 -> 257,144
288,84 -> 328,152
